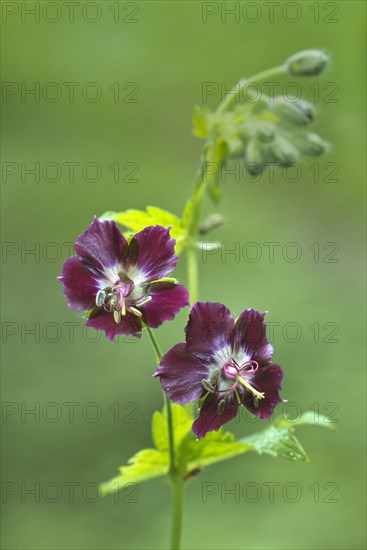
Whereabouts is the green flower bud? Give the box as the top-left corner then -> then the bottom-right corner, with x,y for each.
272,97 -> 315,126
199,214 -> 225,235
295,132 -> 330,156
286,49 -> 329,77
264,135 -> 299,166
255,122 -> 276,143
245,138 -> 264,175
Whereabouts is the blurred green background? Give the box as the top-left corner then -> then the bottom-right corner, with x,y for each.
1,1 -> 366,549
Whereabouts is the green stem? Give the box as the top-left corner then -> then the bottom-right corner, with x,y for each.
169,476 -> 184,550
145,326 -> 184,550
187,244 -> 199,304
146,324 -> 163,362
145,326 -> 175,473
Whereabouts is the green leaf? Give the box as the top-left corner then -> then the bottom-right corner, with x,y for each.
192,105 -> 213,138
241,426 -> 309,462
152,404 -> 192,452
101,448 -> 168,495
102,406 -> 335,495
98,211 -> 119,221
239,409 -> 336,463
106,206 -> 187,254
115,206 -> 180,232
275,410 -> 337,431
187,429 -> 251,470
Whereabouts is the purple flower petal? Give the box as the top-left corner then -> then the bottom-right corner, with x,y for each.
121,235 -> 139,271
86,309 -> 142,341
74,217 -> 128,271
133,226 -> 178,282
241,363 -> 284,419
185,302 -> 235,362
59,256 -> 100,311
192,394 -> 238,438
154,343 -> 209,404
141,283 -> 189,329
233,309 -> 273,364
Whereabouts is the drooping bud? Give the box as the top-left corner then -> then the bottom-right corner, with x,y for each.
255,122 -> 276,143
245,138 -> 264,176
295,132 -> 330,156
272,97 -> 315,126
264,134 -> 299,166
199,214 -> 225,235
286,49 -> 329,77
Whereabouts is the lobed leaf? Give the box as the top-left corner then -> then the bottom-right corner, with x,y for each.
101,448 -> 168,495
241,426 -> 309,462
152,404 -> 192,452
102,407 -> 335,495
187,430 -> 251,470
275,410 -> 337,430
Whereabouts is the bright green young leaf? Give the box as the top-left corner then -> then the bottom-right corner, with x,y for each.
187,429 -> 251,470
152,404 -> 192,452
101,448 -> 169,495
192,105 -> 213,138
99,206 -> 188,254
98,211 -> 118,221
115,206 -> 180,232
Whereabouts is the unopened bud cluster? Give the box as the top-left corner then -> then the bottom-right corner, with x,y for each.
243,97 -> 330,175
194,50 -> 330,192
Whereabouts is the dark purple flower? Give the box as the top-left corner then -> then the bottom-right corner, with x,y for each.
154,302 -> 284,438
59,218 -> 189,340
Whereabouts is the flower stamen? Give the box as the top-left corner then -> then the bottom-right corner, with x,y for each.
121,295 -> 126,316
95,290 -> 106,307
114,310 -> 122,324
236,374 -> 265,400
129,306 -> 142,317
